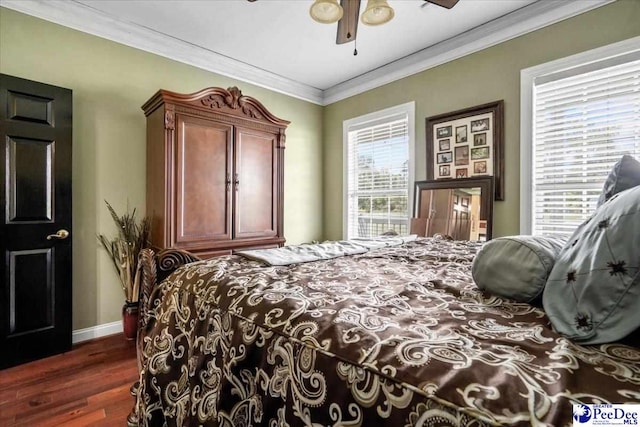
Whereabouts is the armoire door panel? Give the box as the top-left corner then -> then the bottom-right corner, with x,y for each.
233,127 -> 277,240
6,136 -> 54,223
175,114 -> 232,245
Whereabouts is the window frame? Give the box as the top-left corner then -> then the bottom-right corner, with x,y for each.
519,36 -> 640,234
342,102 -> 416,239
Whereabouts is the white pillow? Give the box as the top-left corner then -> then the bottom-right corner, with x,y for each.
543,185 -> 640,344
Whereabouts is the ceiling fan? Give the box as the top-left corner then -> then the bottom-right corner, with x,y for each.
248,0 -> 460,53
311,0 -> 460,45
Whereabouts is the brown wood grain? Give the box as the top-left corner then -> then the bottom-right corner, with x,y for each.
146,107 -> 169,249
175,114 -> 233,244
142,86 -> 289,258
0,334 -> 137,427
234,126 -> 278,240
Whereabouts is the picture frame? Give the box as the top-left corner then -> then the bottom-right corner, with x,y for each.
426,100 -> 505,200
439,139 -> 451,151
474,161 -> 487,174
470,118 -> 490,132
436,125 -> 452,138
454,146 -> 469,166
439,165 -> 451,177
471,147 -> 490,160
473,133 -> 487,146
437,151 -> 452,164
455,125 -> 468,144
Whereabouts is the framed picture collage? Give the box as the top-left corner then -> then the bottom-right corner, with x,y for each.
426,101 -> 504,200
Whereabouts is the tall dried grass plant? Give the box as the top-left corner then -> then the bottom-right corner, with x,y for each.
97,201 -> 150,303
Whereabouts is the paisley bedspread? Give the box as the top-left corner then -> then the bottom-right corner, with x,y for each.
135,238 -> 640,427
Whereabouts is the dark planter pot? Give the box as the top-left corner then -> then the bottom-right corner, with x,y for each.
122,301 -> 139,340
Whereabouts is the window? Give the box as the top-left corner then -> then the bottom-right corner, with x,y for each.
521,37 -> 640,236
343,102 -> 415,239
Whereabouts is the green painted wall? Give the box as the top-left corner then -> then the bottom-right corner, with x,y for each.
323,0 -> 640,240
0,8 -> 324,330
2,1 -> 639,332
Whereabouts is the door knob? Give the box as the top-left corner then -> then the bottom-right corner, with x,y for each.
46,229 -> 70,240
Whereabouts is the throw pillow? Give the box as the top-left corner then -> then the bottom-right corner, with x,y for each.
472,235 -> 567,303
597,154 -> 640,206
543,185 -> 640,344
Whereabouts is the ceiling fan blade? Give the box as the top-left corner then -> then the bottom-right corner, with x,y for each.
336,0 -> 361,45
425,0 -> 459,9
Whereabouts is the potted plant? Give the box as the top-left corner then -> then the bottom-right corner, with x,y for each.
98,201 -> 150,340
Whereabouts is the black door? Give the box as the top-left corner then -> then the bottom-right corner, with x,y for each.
0,74 -> 72,369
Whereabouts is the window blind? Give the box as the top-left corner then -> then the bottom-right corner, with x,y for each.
346,115 -> 409,239
532,58 -> 640,235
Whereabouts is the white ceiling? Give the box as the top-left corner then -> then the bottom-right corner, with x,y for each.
1,0 -> 615,104
75,0 -> 536,90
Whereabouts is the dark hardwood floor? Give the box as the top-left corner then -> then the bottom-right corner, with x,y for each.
0,334 -> 138,426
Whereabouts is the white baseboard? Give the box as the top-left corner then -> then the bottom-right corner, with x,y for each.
72,320 -> 123,344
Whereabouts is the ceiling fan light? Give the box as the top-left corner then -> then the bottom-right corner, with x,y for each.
361,0 -> 394,26
309,0 -> 344,24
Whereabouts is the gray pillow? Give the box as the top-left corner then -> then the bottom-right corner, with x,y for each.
472,235 -> 567,303
543,185 -> 640,344
597,154 -> 640,206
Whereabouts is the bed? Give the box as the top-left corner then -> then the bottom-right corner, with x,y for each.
127,237 -> 640,427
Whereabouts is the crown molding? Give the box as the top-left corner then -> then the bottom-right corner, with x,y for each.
322,0 -> 616,105
0,0 -> 616,106
0,0 -> 325,105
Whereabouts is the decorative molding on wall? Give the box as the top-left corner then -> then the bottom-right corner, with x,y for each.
72,320 -> 122,343
0,0 -> 615,105
0,0 -> 324,105
323,0 -> 615,105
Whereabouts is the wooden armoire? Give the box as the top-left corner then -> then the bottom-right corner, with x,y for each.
142,86 -> 289,258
